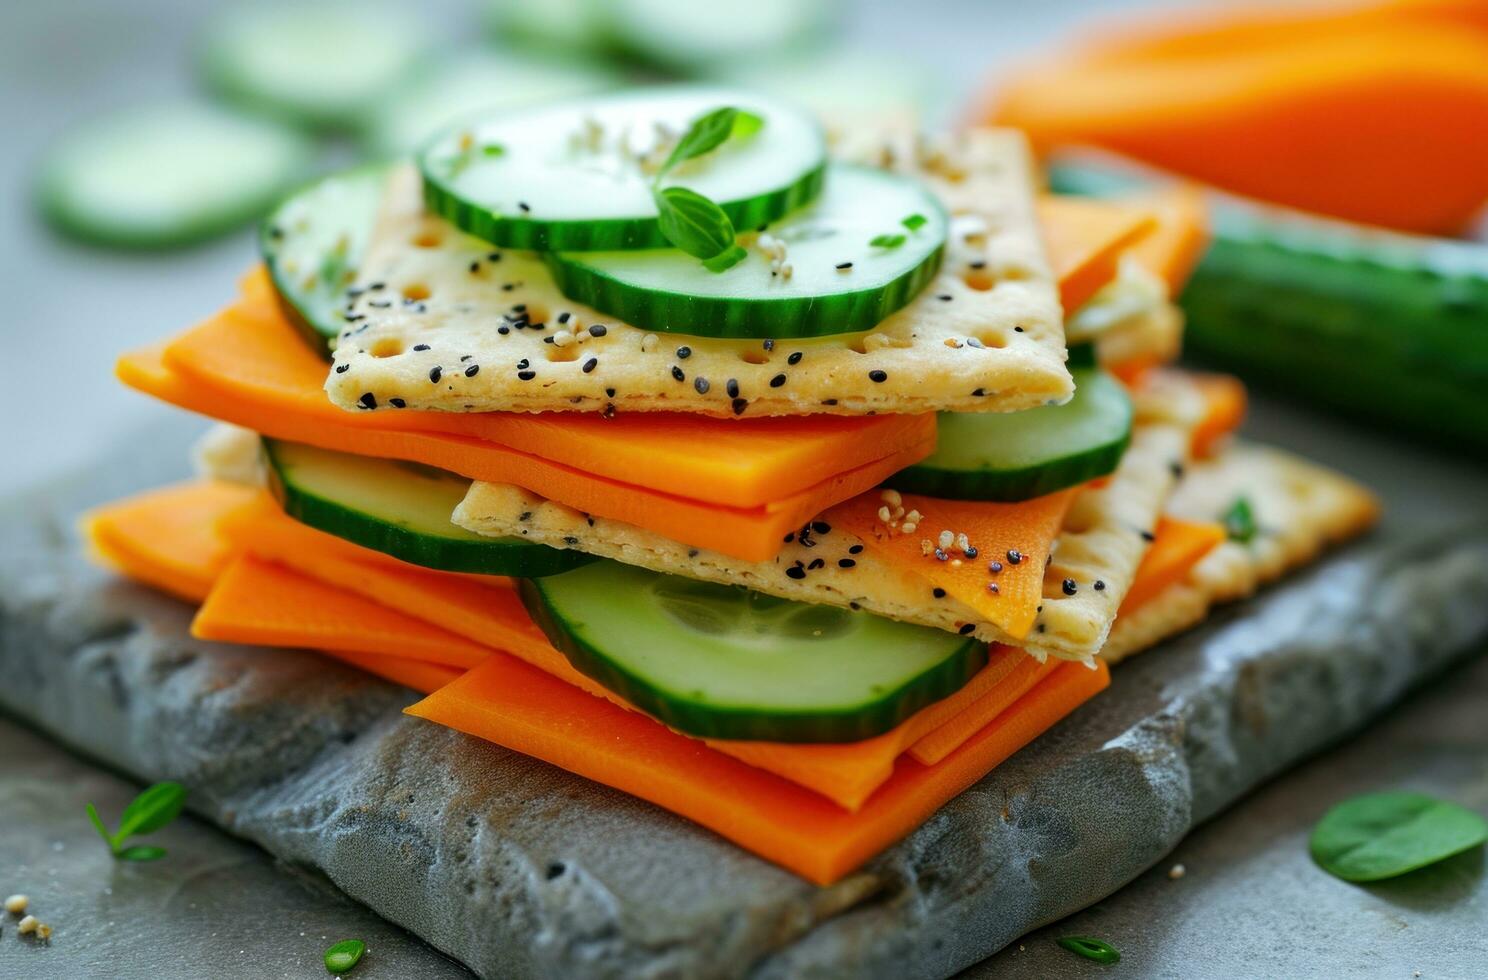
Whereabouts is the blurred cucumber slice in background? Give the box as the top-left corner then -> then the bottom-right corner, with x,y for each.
197,3 -> 430,130
37,101 -> 316,249
603,0 -> 836,72
364,50 -> 622,158
484,0 -> 610,55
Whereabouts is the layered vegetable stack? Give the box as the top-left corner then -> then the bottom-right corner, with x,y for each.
84,88 -> 1378,884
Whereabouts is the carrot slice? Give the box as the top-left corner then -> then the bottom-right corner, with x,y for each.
319,649 -> 463,694
1122,183 -> 1210,295
1119,516 -> 1227,614
82,480 -> 258,602
908,656 -> 1062,765
1037,195 -> 1156,312
118,339 -> 929,563
408,652 -> 1109,884
1189,372 -> 1248,458
827,489 -> 1077,642
193,555 -> 490,668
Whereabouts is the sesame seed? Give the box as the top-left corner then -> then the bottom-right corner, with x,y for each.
694,377 -> 710,394
838,558 -> 856,568
671,365 -> 685,382
732,398 -> 748,415
583,357 -> 598,373
498,325 -> 510,335
335,363 -> 349,374
964,546 -> 978,558
1141,530 -> 1156,542
1094,580 -> 1106,591
966,337 -> 985,349
518,369 -> 536,381
901,522 -> 917,533
465,364 -> 480,377
726,378 -> 740,398
487,253 -> 501,262
849,544 -> 864,554
676,345 -> 692,359
1062,578 -> 1077,595
390,397 -> 406,408
763,339 -> 774,351
1006,550 -> 1023,564
987,582 -> 1000,593
938,294 -> 953,302
469,261 -> 481,273
460,355 -> 473,362
517,358 -> 530,369
413,343 -> 430,351
808,558 -> 825,570
517,201 -> 531,212
605,387 -> 616,397
787,351 -> 803,365
971,388 -> 985,396
989,560 -> 1003,573
1014,325 -> 1024,333
5,895 -> 29,914
934,548 -> 948,561
769,373 -> 787,388
959,623 -> 976,635
812,521 -> 831,534
835,261 -> 853,271
589,324 -> 608,337
881,489 -> 902,507
955,532 -> 970,552
641,334 -> 658,352
785,565 -> 806,580
932,587 -> 946,598
938,530 -> 954,550
878,505 -> 892,522
358,392 -> 377,409
869,369 -> 888,383
557,312 -> 571,324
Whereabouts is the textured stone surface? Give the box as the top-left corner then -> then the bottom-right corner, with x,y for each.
2,419 -> 1487,979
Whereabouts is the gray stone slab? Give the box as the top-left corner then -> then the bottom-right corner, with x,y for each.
2,422 -> 1487,980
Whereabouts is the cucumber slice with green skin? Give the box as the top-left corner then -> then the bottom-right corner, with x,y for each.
364,50 -> 621,158
419,87 -> 827,251
886,366 -> 1132,501
520,562 -> 988,743
264,439 -> 594,577
260,165 -> 389,356
544,165 -> 946,338
602,0 -> 833,73
37,102 -> 315,250
197,3 -> 429,131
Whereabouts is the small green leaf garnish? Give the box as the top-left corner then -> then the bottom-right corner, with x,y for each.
661,107 -> 744,176
1310,791 -> 1488,882
870,233 -> 906,249
1058,936 -> 1120,964
86,781 -> 186,860
703,244 -> 748,273
653,186 -> 738,264
1222,496 -> 1257,543
324,939 -> 366,974
730,109 -> 765,139
481,143 -> 506,157
902,213 -> 928,231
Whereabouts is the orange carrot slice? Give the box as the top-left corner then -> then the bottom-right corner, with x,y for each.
320,649 -> 463,694
1119,517 -> 1227,614
1038,196 -> 1156,312
81,480 -> 258,602
1189,372 -> 1248,458
193,555 -> 490,668
1123,183 -> 1210,295
408,651 -> 1109,884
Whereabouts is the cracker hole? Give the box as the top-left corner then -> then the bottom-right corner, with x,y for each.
739,349 -> 770,365
545,344 -> 580,363
370,338 -> 404,358
412,231 -> 443,249
402,283 -> 431,301
963,270 -> 995,291
974,331 -> 1008,349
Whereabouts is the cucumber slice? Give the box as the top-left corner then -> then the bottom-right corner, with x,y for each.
365,50 -> 621,158
264,439 -> 594,577
521,561 -> 987,742
603,0 -> 833,72
37,102 -> 315,249
484,0 -> 608,54
419,87 -> 827,250
544,165 -> 946,337
887,366 -> 1132,501
260,165 -> 389,355
197,3 -> 429,130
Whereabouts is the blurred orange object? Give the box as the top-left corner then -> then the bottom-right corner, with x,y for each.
992,3 -> 1488,235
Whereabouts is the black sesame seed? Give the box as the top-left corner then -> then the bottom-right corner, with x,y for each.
958,623 -> 976,635
811,521 -> 830,534
932,587 -> 946,599
971,388 -> 985,396
368,281 -> 385,291
671,365 -> 685,382
390,397 -> 407,408
460,355 -> 473,362
934,549 -> 948,561
517,358 -> 530,369
988,582 -> 1000,593
429,366 -> 443,383
838,558 -> 856,568
787,351 -> 803,365
1170,461 -> 1186,478
529,322 -> 546,331
783,532 -> 795,543
605,387 -> 616,397
1141,530 -> 1156,541
835,261 -> 853,270
358,392 -> 377,409
517,201 -> 531,212
1006,550 -> 1023,564
726,378 -> 740,398
469,261 -> 481,273
487,253 -> 501,262
762,339 -> 774,351
1094,580 -> 1106,591
563,536 -> 580,546
688,549 -> 699,558
588,324 -> 607,337
989,560 -> 1003,573
1062,578 -> 1077,595
583,357 -> 598,374
785,565 -> 806,580
769,373 -> 786,388
1014,325 -> 1024,333
518,370 -> 536,381
465,364 -> 480,377
413,343 -> 430,351
808,558 -> 826,570
676,346 -> 691,359
969,260 -> 986,269
732,398 -> 748,415
869,370 -> 888,383
694,377 -> 710,394
821,399 -> 838,405
512,304 -> 527,313
938,294 -> 953,302
335,363 -> 350,374
543,336 -> 555,344
501,283 -> 516,291
498,326 -> 510,335
849,544 -> 864,555
557,312 -> 571,324
964,546 -> 978,558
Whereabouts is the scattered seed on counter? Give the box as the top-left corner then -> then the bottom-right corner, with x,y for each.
4,894 -> 28,915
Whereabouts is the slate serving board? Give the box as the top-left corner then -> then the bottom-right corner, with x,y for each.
2,417 -> 1487,980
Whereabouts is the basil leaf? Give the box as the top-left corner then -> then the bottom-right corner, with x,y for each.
481,143 -> 505,157
1310,791 -> 1488,882
325,939 -> 367,974
653,186 -> 737,261
661,106 -> 740,175
731,109 -> 764,139
902,213 -> 928,231
702,244 -> 747,273
1222,496 -> 1257,543
85,802 -> 114,849
870,234 -> 906,249
117,845 -> 168,862
1058,936 -> 1120,964
116,781 -> 187,838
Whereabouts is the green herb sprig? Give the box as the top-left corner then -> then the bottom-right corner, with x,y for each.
324,938 -> 367,974
86,781 -> 186,861
1310,791 -> 1488,882
1058,936 -> 1120,964
651,106 -> 763,273
1222,496 -> 1257,543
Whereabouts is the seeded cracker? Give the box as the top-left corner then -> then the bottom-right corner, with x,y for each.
454,373 -> 1210,662
1102,443 -> 1380,664
325,130 -> 1070,418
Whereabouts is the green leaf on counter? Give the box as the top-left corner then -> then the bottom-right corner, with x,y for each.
1058,936 -> 1120,964
1310,791 -> 1488,882
325,938 -> 367,974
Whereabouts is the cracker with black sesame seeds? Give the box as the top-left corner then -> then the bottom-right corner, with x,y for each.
325,131 -> 1070,418
453,373 -> 1211,661
1101,442 -> 1380,664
